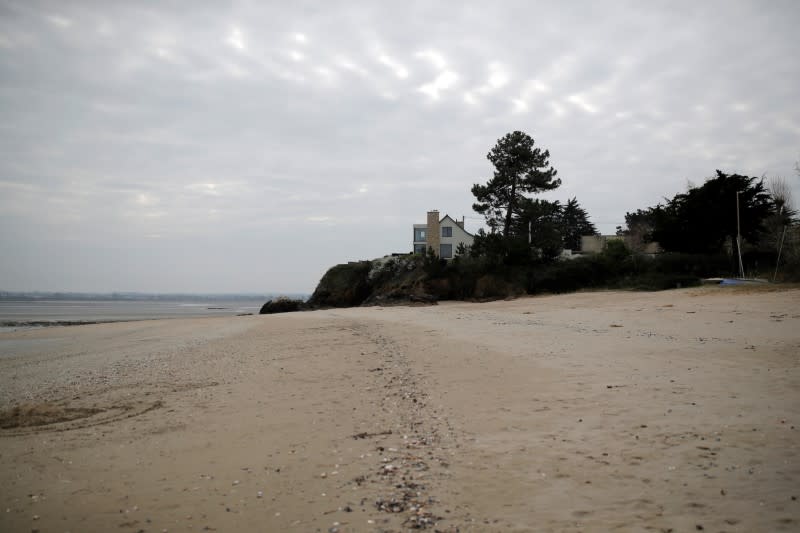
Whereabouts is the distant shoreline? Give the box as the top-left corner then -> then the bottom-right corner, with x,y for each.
0,292 -> 307,302
0,313 -> 258,333
2,318 -> 127,326
0,318 -> 143,331
0,299 -> 263,328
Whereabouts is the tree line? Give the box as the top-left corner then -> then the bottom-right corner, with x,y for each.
298,133 -> 798,310
459,130 -> 798,285
469,130 -> 597,264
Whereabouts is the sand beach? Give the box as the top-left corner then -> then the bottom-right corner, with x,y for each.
1,287 -> 798,532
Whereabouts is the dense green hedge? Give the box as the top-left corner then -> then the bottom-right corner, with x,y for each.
430,244 -> 740,298
298,242 -> 782,312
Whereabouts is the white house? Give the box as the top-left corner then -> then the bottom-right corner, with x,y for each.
413,210 -> 474,259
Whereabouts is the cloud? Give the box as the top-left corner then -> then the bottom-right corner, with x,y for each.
226,27 -> 245,51
377,53 -> 409,79
45,14 -> 72,28
566,93 -> 598,114
419,71 -> 459,99
416,49 -> 447,70
0,0 -> 798,292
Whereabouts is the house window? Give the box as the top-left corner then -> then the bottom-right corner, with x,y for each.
414,244 -> 427,255
414,228 -> 426,242
440,243 -> 453,259
442,226 -> 452,237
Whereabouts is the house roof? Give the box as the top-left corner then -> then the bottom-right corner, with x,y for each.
439,214 -> 474,237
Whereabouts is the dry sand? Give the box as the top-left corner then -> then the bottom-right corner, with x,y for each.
1,287 -> 798,532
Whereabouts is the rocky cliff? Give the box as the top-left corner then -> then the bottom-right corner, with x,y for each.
307,255 -> 441,308
261,254 -> 526,314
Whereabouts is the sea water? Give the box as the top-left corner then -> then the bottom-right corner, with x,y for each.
0,299 -> 263,330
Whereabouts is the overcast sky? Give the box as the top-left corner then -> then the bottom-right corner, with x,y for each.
1,1 -> 798,294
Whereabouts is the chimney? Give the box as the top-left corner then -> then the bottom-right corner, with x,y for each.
456,216 -> 465,229
427,210 -> 440,256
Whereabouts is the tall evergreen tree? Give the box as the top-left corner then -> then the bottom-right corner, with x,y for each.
513,198 -> 564,261
472,131 -> 561,237
651,170 -> 772,254
560,197 -> 597,250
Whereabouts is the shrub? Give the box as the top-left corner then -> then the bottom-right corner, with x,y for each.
629,273 -> 701,290
528,256 -> 614,294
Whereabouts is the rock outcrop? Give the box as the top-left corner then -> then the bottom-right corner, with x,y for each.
264,254 -> 527,313
306,256 -> 441,309
259,298 -> 305,314
306,261 -> 374,308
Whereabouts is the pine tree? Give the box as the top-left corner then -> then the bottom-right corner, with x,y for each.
560,197 -> 597,251
471,131 -> 560,237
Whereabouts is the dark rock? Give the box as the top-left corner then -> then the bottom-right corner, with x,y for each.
307,262 -> 373,308
259,298 -> 305,314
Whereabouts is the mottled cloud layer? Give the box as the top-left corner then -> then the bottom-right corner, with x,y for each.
1,1 -> 798,292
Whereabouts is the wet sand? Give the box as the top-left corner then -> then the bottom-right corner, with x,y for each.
1,287 -> 798,532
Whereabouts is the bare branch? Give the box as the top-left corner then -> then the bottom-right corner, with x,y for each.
768,176 -> 794,214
